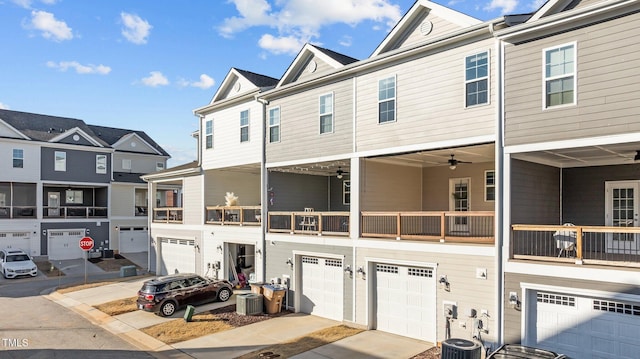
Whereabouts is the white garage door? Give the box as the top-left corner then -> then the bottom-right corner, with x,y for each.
48,230 -> 85,260
0,232 -> 31,254
160,238 -> 195,275
529,291 -> 640,358
300,256 -> 344,321
375,264 -> 436,343
119,228 -> 148,253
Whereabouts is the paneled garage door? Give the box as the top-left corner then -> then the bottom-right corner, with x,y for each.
48,230 -> 85,260
119,227 -> 148,253
0,232 -> 31,254
159,238 -> 195,275
375,264 -> 436,343
529,291 -> 640,358
300,256 -> 344,321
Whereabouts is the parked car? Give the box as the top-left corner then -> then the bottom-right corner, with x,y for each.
136,273 -> 233,316
487,344 -> 566,359
0,249 -> 38,279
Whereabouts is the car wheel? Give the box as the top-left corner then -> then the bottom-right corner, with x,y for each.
159,301 -> 176,317
218,288 -> 232,302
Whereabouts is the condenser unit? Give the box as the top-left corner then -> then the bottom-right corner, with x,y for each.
236,293 -> 263,315
441,338 -> 482,359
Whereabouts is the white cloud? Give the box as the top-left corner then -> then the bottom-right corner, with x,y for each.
27,10 -> 73,41
120,12 -> 152,45
189,74 -> 215,89
0,102 -> 9,110
141,71 -> 169,87
484,0 -> 518,14
12,0 -> 33,8
220,0 -> 403,54
46,61 -> 111,75
339,35 -> 353,47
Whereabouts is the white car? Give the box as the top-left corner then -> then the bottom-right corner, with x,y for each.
0,249 -> 38,279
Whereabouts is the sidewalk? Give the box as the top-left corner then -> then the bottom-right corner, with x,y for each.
45,278 -> 434,359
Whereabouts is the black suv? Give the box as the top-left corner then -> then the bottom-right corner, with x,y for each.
137,273 -> 233,316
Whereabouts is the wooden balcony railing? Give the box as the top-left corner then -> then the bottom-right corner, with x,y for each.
267,211 -> 350,236
43,206 -> 108,218
205,206 -> 261,226
361,211 -> 495,244
511,224 -> 640,268
0,206 -> 37,219
152,207 -> 183,223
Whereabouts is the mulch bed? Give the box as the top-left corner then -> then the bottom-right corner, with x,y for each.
206,304 -> 292,327
35,260 -> 65,277
410,346 -> 440,359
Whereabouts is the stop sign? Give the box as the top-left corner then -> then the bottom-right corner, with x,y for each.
79,237 -> 94,251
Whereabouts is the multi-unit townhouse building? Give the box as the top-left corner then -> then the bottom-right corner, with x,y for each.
0,109 -> 169,263
144,0 -> 640,356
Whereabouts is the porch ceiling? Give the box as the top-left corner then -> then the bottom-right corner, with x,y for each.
512,142 -> 640,168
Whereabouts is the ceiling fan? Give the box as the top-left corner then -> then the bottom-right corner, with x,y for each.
336,166 -> 349,179
447,154 -> 471,170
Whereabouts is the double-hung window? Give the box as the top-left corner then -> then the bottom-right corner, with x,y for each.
205,119 -> 213,149
485,170 -> 495,201
156,162 -> 165,171
96,155 -> 107,174
319,93 -> 333,134
378,76 -> 396,123
465,51 -> 489,107
544,43 -> 576,107
269,107 -> 280,143
54,151 -> 66,171
13,149 -> 24,168
343,180 -> 351,205
240,110 -> 249,143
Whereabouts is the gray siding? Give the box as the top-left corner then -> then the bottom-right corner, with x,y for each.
510,159 -> 560,224
362,161 -> 422,211
504,11 -> 640,146
41,147 -> 111,183
329,176 -> 350,211
423,162 -> 495,211
41,221 -> 109,255
266,78 -> 353,163
268,172 -> 329,211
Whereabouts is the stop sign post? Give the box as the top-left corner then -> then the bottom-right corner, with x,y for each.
80,236 -> 94,284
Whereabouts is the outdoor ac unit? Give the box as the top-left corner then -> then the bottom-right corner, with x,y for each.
236,293 -> 263,315
441,338 -> 482,359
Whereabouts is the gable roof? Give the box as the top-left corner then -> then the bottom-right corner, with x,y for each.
205,68 -> 279,106
371,0 -> 482,57
277,43 -> 359,87
88,125 -> 170,157
528,0 -> 576,22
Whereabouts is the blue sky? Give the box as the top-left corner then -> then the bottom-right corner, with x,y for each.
0,0 -> 545,167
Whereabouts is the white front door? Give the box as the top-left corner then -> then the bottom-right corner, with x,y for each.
449,178 -> 470,233
48,192 -> 60,217
605,181 -> 639,254
375,264 -> 436,343
300,256 -> 344,321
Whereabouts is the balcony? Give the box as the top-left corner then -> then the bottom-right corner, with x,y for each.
152,207 -> 183,223
267,211 -> 350,236
205,206 -> 261,226
511,224 -> 640,268
0,206 -> 37,219
43,206 -> 108,218
361,211 -> 495,244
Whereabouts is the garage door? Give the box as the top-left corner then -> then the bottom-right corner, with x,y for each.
300,256 -> 344,321
160,238 -> 195,275
0,232 -> 31,254
529,291 -> 640,358
375,264 -> 436,343
119,228 -> 148,253
48,230 -> 85,260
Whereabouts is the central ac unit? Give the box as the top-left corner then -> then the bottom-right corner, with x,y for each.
441,338 -> 482,359
236,293 -> 263,315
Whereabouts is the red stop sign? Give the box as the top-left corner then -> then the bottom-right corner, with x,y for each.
79,237 -> 94,251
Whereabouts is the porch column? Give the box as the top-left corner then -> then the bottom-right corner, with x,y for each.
350,157 -> 361,240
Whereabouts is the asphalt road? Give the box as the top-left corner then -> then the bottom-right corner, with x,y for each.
0,273 -> 156,359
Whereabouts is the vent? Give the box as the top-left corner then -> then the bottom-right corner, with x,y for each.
420,20 -> 433,36
441,338 -> 481,359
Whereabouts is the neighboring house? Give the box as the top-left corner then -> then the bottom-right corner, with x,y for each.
0,109 -> 168,262
496,0 -> 640,357
144,68 -> 278,279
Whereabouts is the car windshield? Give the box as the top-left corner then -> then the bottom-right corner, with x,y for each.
7,255 -> 29,262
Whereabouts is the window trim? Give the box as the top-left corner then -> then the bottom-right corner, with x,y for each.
464,50 -> 490,108
484,170 -> 495,202
156,162 -> 165,171
343,180 -> 351,205
378,74 -> 396,124
268,106 -> 281,143
542,42 -> 577,109
240,109 -> 250,143
96,154 -> 107,174
319,92 -> 334,134
54,151 -> 66,172
122,159 -> 132,171
65,189 -> 83,204
205,118 -> 213,149
12,148 -> 24,169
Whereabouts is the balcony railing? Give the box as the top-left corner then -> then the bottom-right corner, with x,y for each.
152,207 -> 183,223
361,211 -> 495,244
512,224 -> 640,268
205,206 -> 261,226
43,206 -> 108,218
267,211 -> 350,236
0,206 -> 37,219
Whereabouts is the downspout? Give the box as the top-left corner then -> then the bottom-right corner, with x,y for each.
257,97 -> 269,284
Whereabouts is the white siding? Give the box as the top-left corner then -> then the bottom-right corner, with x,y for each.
183,175 -> 204,225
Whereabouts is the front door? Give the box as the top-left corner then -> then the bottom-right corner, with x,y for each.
605,181 -> 639,254
48,192 -> 60,217
449,178 -> 470,233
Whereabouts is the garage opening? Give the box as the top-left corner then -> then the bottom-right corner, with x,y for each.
225,243 -> 255,288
